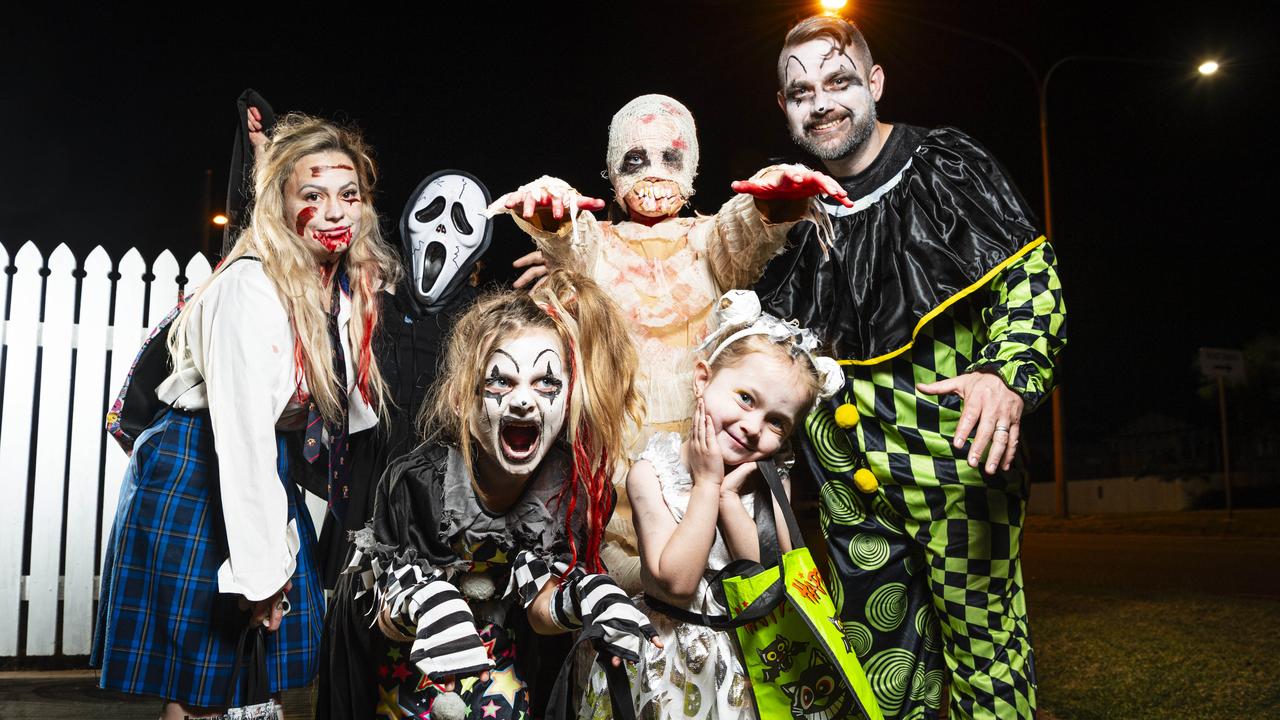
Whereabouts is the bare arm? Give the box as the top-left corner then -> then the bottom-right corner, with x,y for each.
629,459 -> 721,604
527,574 -> 562,635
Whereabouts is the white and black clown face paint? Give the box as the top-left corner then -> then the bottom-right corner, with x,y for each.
473,327 -> 568,479
401,170 -> 492,313
779,39 -> 878,162
606,94 -> 700,220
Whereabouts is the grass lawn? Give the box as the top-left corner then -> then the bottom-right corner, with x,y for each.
1032,584 -> 1280,718
1025,508 -> 1280,538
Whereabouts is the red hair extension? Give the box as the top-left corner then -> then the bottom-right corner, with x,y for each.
291,321 -> 308,403
552,334 -> 613,577
354,271 -> 377,406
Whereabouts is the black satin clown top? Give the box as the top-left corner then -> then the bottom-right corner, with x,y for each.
755,125 -> 1042,363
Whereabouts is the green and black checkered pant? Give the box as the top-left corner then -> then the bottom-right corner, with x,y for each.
804,244 -> 1064,719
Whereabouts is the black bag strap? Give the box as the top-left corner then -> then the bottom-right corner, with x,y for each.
757,459 -> 805,552
544,624 -> 636,720
225,624 -> 270,707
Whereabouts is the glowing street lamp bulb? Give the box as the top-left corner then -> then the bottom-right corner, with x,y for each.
212,214 -> 229,226
1198,60 -> 1219,75
820,0 -> 848,12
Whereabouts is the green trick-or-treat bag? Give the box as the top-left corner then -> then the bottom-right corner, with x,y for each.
719,460 -> 882,720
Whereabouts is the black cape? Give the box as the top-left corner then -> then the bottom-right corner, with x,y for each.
755,125 -> 1042,363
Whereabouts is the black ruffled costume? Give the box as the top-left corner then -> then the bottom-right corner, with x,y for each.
321,443 -> 582,719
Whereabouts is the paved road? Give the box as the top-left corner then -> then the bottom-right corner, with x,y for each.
1022,531 -> 1280,598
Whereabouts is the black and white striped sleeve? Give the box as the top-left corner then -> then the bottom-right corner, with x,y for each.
380,562 -> 492,682
552,572 -> 656,663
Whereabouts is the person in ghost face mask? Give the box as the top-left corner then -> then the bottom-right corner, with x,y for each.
491,94 -> 853,593
327,270 -> 659,720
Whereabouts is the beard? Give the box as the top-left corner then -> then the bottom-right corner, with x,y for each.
792,102 -> 878,162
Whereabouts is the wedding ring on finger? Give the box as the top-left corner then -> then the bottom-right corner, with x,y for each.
278,597 -> 292,616
995,425 -> 1011,434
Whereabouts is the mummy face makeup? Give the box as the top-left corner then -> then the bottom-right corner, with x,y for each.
606,94 -> 700,220
473,327 -> 568,479
283,151 -> 362,257
401,170 -> 493,314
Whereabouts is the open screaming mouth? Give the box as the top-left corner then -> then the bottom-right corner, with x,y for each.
419,241 -> 447,295
499,419 -> 541,463
314,227 -> 353,252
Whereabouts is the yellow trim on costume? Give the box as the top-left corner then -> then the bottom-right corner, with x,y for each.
837,235 -> 1047,367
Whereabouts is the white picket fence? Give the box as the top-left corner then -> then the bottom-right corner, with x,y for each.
0,241 -> 326,658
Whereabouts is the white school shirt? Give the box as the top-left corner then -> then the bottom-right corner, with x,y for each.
155,260 -> 377,601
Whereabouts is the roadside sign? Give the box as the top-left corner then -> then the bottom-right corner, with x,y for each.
1198,347 -> 1246,384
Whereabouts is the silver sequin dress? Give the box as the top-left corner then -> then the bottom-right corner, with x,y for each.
579,433 -> 756,720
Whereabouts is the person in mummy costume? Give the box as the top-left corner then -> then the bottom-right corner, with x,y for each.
317,170 -> 495,718
327,270 -> 660,720
494,93 -> 852,594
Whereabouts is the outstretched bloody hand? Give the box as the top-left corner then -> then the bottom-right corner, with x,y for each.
731,166 -> 853,208
499,184 -> 607,220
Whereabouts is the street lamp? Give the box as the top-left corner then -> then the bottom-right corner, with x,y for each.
212,214 -> 229,227
1199,60 -> 1220,76
819,0 -> 849,13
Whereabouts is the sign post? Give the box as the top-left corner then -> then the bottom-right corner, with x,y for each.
1198,348 -> 1244,519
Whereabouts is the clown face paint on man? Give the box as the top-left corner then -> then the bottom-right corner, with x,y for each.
606,94 -> 700,222
283,151 -> 362,259
778,38 -> 883,163
472,327 -> 568,481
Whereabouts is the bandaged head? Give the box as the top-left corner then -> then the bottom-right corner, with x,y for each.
606,94 -> 700,218
697,290 -> 845,404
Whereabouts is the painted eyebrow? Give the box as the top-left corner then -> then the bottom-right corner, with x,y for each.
493,349 -> 520,372
533,348 -> 561,367
299,181 -> 359,193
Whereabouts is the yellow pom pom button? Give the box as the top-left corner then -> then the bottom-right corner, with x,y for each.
834,403 -> 860,429
853,468 -> 879,493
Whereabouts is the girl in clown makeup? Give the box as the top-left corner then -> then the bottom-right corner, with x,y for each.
93,115 -> 402,718
491,94 -> 852,594
578,290 -> 845,720
328,270 -> 661,720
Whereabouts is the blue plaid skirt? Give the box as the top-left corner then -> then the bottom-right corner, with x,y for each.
92,409 -> 323,707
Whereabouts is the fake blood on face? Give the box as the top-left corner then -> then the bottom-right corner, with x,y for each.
313,227 -> 353,252
310,164 -> 355,177
295,206 -> 317,236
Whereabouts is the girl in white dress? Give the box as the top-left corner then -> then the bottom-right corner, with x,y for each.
578,291 -> 843,720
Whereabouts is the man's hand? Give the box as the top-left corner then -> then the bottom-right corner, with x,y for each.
497,184 -> 606,221
512,250 -> 549,290
917,372 -> 1024,474
731,165 -> 854,208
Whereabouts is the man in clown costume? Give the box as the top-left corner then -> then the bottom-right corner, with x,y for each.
754,15 -> 1067,720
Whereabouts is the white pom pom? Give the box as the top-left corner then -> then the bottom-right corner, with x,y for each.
432,691 -> 468,720
458,572 -> 495,601
813,356 -> 846,401
715,290 -> 761,329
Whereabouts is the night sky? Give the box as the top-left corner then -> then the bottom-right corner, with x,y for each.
3,2 -> 1276,475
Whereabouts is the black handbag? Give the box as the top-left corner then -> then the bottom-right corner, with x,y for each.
220,624 -> 282,720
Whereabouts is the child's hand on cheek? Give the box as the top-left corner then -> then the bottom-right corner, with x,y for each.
719,461 -> 758,497
688,398 -> 725,489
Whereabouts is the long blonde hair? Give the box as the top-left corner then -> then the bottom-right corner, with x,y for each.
421,270 -> 643,572
170,114 -> 402,423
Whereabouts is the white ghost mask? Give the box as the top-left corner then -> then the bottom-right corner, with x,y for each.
402,170 -> 492,313
472,327 -> 568,479
606,94 -> 700,218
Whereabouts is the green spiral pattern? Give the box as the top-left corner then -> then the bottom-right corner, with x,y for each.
902,707 -> 929,720
819,480 -> 865,526
827,557 -> 844,613
866,582 -> 908,632
871,494 -> 904,534
923,669 -> 946,708
805,405 -> 858,473
910,663 -> 927,700
915,606 -> 941,651
848,533 -> 891,570
864,648 -> 915,714
843,620 -> 873,659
